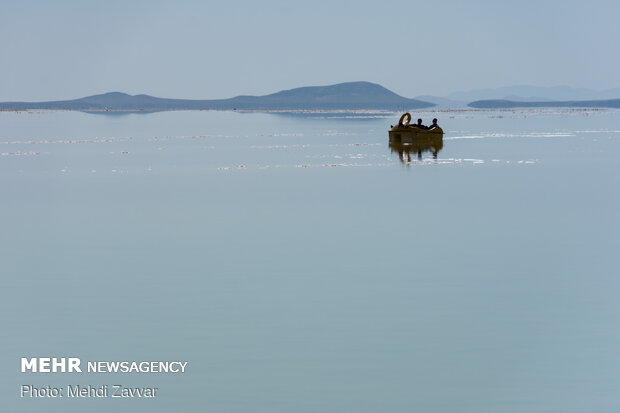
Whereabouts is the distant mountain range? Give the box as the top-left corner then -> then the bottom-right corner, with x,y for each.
468,99 -> 620,109
458,85 -> 620,108
444,85 -> 620,102
2,82 -> 620,111
414,85 -> 620,108
0,82 -> 434,111
412,95 -> 468,109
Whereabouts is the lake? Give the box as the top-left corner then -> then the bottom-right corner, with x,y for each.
2,108 -> 619,412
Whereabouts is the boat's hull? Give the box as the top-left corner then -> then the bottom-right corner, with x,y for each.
388,125 -> 443,143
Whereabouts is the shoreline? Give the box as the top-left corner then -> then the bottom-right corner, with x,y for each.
0,107 -> 614,115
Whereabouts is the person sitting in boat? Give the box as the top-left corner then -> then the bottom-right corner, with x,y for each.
430,118 -> 438,129
416,118 -> 428,129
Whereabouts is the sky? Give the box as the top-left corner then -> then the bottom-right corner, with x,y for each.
1,0 -> 619,101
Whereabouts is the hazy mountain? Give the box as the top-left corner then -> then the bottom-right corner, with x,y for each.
448,85 -> 620,102
0,82 -> 434,111
468,99 -> 620,109
413,95 -> 468,109
502,95 -> 557,102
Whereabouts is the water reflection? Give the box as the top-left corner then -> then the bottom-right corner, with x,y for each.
81,109 -> 163,116
389,136 -> 444,164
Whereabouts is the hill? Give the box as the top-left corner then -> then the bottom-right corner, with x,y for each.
0,82 -> 434,111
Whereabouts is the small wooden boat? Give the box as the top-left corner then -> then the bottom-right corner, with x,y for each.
388,113 -> 443,162
388,112 -> 443,144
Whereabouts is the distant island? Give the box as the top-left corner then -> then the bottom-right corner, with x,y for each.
0,82 -> 434,111
468,99 -> 620,109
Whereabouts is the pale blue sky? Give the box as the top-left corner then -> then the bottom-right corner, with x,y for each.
1,0 -> 618,100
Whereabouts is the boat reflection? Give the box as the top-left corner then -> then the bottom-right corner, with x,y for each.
389,135 -> 444,164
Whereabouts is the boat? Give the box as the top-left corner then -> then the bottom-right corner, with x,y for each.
388,113 -> 444,163
388,112 -> 443,143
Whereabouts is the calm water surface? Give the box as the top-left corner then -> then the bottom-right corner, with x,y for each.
1,109 -> 620,412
